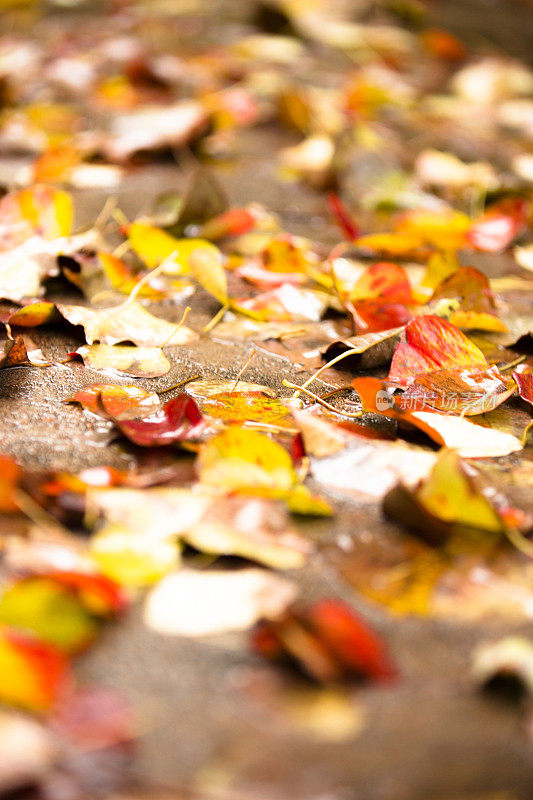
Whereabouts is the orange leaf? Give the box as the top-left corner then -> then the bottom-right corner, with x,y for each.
0,626 -> 70,712
68,384 -> 160,418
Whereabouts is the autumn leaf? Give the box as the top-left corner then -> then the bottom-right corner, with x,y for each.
67,384 -> 161,418
4,302 -> 58,328
0,577 -> 101,655
128,221 -> 220,276
401,363 -> 516,415
349,262 -> 413,304
0,335 -> 31,368
188,245 -> 229,305
383,449 -> 527,546
92,530 -> 181,587
327,192 -> 360,240
466,198 -> 528,252
353,377 -> 522,457
73,344 -> 170,378
323,326 -> 403,370
144,568 -> 297,636
513,367 -> 533,409
0,625 -> 70,712
182,495 -> 314,569
103,100 -> 207,161
388,315 -> 488,387
198,426 -> 296,492
58,300 -> 198,346
0,454 -> 21,512
430,266 -> 507,332
252,599 -> 396,684
186,379 -> 293,429
116,393 -> 207,446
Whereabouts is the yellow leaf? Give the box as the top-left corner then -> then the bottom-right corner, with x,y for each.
189,246 -> 228,304
198,427 -> 296,492
416,450 -> 503,532
128,222 -> 220,276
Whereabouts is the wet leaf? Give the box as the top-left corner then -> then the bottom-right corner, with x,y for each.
388,315 -> 488,387
144,568 -> 297,636
128,221 -> 219,276
67,384 -> 160,418
513,367 -> 533,409
116,393 -> 207,446
252,599 -> 396,684
5,301 -> 58,328
73,343 -> 170,378
0,575 -> 102,654
189,245 -> 228,304
354,377 -> 522,457
322,326 -> 403,370
198,426 -> 297,492
58,300 -> 198,346
182,495 -> 314,568
0,335 -> 31,368
91,530 -> 181,587
401,363 -> 516,415
383,450 -> 507,546
0,625 -> 70,712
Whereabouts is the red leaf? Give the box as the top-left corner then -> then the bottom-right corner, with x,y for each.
327,193 -> 361,240
467,199 -> 528,252
388,315 -> 487,387
352,299 -> 412,333
0,625 -> 70,712
117,393 -> 206,446
306,599 -> 396,681
251,598 -> 396,684
44,571 -> 128,616
200,207 -> 257,240
513,367 -> 533,408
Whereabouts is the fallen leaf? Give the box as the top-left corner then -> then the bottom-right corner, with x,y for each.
116,393 -> 207,446
144,568 -> 297,636
322,326 -> 403,370
0,572 -> 122,654
67,384 -> 161,418
383,449 -> 507,546
0,625 -> 70,712
0,335 -> 31,368
4,301 -> 58,328
513,367 -> 533,409
472,637 -> 533,696
58,300 -> 198,346
189,245 -> 228,305
103,100 -> 207,161
388,315 -> 488,387
198,426 -> 296,492
0,712 -> 53,793
251,599 -> 396,684
73,344 -> 170,378
354,377 -> 523,457
401,363 -> 516,415
182,495 -> 313,569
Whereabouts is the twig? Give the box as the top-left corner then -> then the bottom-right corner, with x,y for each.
282,379 -> 362,416
231,348 -> 256,391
